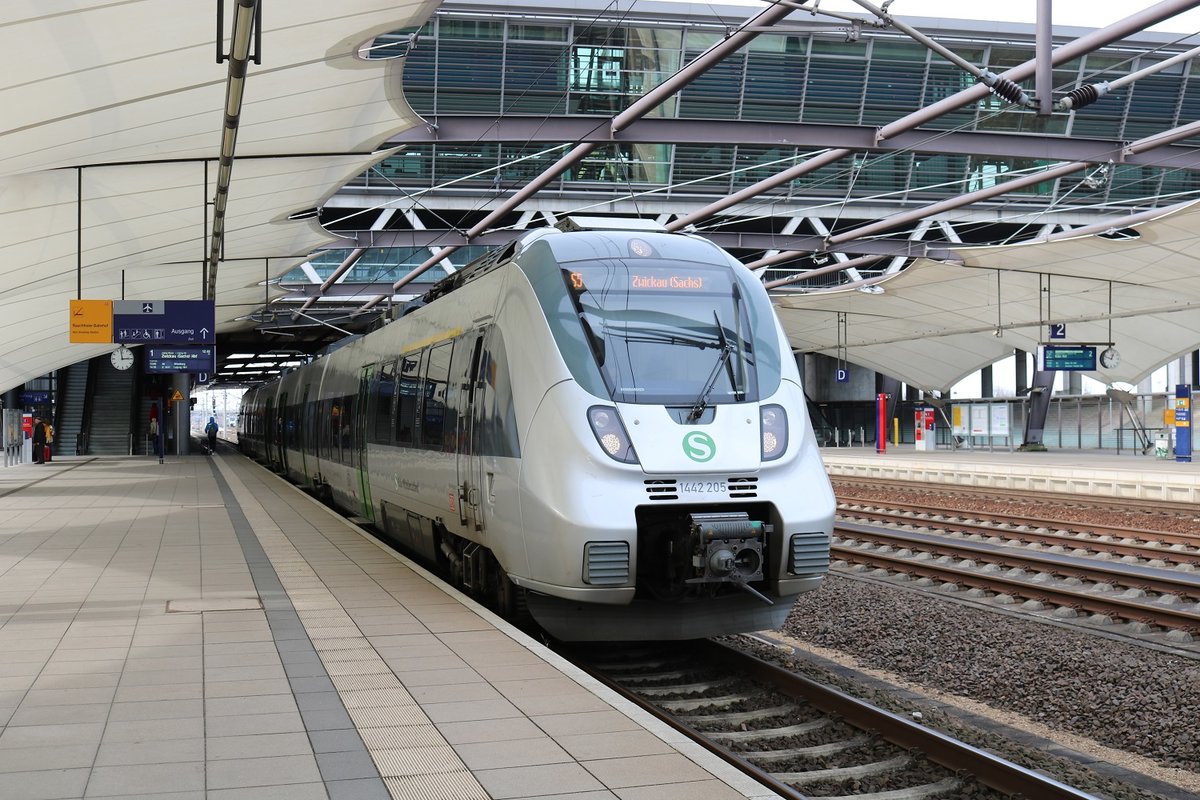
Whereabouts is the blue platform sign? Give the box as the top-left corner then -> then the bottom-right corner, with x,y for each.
113,300 -> 215,345
21,391 -> 51,405
836,368 -> 849,383
146,347 -> 215,374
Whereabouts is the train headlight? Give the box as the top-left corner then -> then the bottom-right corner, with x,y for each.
760,404 -> 788,461
587,406 -> 638,464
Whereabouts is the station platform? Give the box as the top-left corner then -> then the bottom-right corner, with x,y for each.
0,453 -> 778,800
821,444 -> 1200,503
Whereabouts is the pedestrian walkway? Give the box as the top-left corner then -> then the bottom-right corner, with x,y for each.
0,453 -> 778,800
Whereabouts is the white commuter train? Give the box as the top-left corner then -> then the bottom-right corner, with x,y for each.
239,218 -> 834,641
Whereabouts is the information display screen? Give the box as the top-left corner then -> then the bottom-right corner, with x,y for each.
146,346 -> 215,373
1040,345 -> 1096,371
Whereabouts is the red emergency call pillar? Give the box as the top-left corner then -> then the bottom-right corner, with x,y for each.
876,393 -> 887,453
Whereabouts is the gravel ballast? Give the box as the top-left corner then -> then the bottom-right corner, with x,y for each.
780,573 -> 1200,792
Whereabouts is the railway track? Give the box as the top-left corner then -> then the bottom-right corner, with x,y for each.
832,521 -> 1200,638
568,639 -> 1095,800
831,477 -> 1200,521
836,501 -> 1200,567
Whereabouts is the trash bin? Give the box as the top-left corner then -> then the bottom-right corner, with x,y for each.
1156,437 -> 1169,459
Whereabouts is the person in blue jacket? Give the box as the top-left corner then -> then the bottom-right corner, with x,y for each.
204,416 -> 218,454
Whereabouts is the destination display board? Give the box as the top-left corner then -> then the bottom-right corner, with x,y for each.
1039,345 -> 1096,371
146,346 -> 215,373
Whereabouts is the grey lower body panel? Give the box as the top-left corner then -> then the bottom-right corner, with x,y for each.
526,577 -> 823,641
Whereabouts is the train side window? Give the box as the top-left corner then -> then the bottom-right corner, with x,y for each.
372,361 -> 397,444
422,342 -> 452,452
396,353 -> 421,446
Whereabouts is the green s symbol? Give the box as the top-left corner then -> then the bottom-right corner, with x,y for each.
682,431 -> 716,462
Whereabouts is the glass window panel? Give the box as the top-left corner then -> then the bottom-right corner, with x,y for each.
1124,73 -> 1182,140
686,30 -> 722,50
910,153 -> 967,196
439,19 -> 501,39
1107,165 -> 1160,203
861,60 -> 925,124
509,23 -> 567,42
498,145 -> 563,185
789,158 -> 849,196
748,34 -> 806,54
850,153 -> 913,197
986,46 -> 1035,70
402,46 -> 436,115
679,53 -> 744,118
396,353 -> 421,446
967,157 -> 1057,196
569,144 -> 670,184
371,361 -> 396,444
672,144 -> 734,190
922,63 -> 976,130
870,39 -> 927,61
422,343 -> 452,451
732,146 -> 800,189
802,57 -> 867,123
741,52 -> 804,121
433,144 -> 500,184
505,44 -> 569,114
811,37 -> 867,58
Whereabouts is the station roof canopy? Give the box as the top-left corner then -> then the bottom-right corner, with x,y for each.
0,0 -> 437,393
774,201 -> 1200,391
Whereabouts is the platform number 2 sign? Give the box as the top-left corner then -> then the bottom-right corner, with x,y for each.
1049,323 -> 1066,340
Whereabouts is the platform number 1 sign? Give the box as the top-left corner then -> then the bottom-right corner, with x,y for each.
1049,323 -> 1066,340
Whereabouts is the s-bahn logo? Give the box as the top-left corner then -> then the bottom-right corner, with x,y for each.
682,431 -> 716,462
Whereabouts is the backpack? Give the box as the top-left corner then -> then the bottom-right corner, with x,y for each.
205,421 -> 218,435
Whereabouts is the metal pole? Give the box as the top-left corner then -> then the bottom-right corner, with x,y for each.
1037,0 -> 1053,115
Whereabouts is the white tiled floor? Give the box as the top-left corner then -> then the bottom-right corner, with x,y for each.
0,454 -> 781,800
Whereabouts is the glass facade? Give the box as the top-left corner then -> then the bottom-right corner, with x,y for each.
348,8 -> 1200,214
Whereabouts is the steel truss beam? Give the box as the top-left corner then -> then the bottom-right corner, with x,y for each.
388,116 -> 1200,171
329,228 -> 955,259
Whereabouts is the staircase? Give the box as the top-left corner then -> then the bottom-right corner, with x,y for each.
57,361 -> 89,456
87,359 -> 135,455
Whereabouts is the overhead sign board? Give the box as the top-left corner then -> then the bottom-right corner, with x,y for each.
146,347 -> 215,374
113,300 -> 215,345
69,299 -> 113,343
1039,345 -> 1096,371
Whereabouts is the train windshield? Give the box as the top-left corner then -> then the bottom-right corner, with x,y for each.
562,259 -> 764,406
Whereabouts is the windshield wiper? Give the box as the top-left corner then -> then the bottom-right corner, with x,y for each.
689,311 -> 734,421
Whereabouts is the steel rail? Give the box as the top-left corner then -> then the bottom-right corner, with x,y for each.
836,500 -> 1200,556
835,523 -> 1200,629
700,641 -> 1097,800
830,476 -> 1200,517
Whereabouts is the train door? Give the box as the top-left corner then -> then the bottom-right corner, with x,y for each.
354,365 -> 375,522
456,333 -> 486,533
298,384 -> 311,482
278,391 -> 290,474
264,396 -> 276,466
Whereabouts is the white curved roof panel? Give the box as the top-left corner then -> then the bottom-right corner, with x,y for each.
776,201 -> 1200,390
0,0 -> 437,393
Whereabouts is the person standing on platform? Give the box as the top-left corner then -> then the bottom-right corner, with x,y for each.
31,415 -> 46,464
44,421 -> 53,462
149,402 -> 161,457
205,416 -> 218,454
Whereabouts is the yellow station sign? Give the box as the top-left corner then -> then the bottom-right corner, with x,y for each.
69,299 -> 113,343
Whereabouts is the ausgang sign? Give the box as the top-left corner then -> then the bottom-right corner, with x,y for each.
113,300 -> 215,345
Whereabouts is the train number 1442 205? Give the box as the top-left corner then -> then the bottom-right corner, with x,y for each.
679,481 -> 725,494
